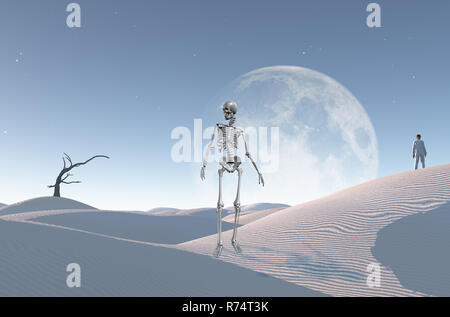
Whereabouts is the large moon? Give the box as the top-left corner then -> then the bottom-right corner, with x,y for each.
199,66 -> 378,206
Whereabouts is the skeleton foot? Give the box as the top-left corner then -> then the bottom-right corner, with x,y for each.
231,240 -> 242,253
213,243 -> 223,258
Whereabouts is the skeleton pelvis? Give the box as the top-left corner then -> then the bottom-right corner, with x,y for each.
220,156 -> 241,173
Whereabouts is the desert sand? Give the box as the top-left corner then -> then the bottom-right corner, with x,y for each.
1,164 -> 449,296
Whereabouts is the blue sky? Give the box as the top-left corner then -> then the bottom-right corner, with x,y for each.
1,0 -> 449,210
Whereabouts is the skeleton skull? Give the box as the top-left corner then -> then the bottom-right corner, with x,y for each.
223,101 -> 237,121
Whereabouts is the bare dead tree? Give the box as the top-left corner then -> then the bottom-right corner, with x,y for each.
48,153 -> 110,197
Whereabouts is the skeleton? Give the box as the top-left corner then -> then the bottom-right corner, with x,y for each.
200,101 -> 264,257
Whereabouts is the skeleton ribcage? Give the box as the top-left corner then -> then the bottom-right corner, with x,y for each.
217,125 -> 239,163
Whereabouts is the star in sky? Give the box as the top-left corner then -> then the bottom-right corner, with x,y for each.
15,51 -> 23,63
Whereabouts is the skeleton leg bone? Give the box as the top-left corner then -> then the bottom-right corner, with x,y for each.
213,167 -> 225,257
231,167 -> 243,253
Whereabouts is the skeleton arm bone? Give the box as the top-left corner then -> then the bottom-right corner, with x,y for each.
200,126 -> 217,180
242,132 -> 264,186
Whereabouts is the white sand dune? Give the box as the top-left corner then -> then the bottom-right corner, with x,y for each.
179,164 -> 450,296
223,203 -> 290,225
238,203 -> 290,212
2,165 -> 450,296
151,203 -> 289,219
0,199 -> 315,296
0,197 -> 96,215
152,207 -> 222,217
147,207 -> 180,214
27,211 -> 239,244
223,207 -> 287,225
0,219 -> 323,296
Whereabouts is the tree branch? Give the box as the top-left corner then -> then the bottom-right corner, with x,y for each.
61,173 -> 74,182
62,180 -> 81,185
63,153 -> 73,167
71,155 -> 110,168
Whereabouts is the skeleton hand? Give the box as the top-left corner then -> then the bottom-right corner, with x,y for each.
258,173 -> 264,187
200,166 -> 206,181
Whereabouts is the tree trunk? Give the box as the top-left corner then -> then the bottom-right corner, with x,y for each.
53,174 -> 63,197
53,183 -> 61,197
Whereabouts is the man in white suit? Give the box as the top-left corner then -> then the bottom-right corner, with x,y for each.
413,134 -> 427,170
